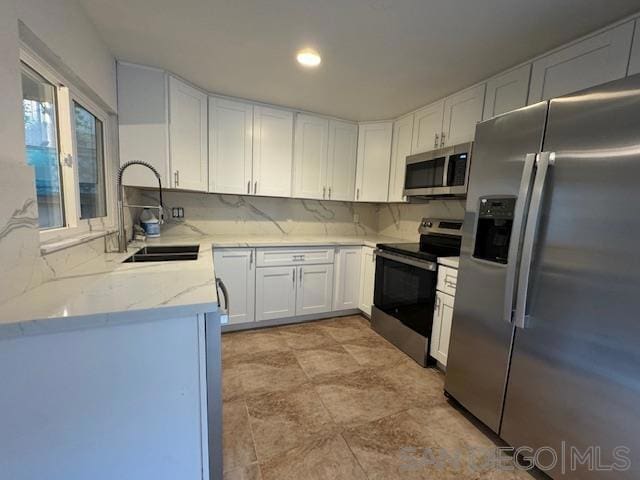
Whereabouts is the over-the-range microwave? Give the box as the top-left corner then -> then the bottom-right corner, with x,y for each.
404,141 -> 472,198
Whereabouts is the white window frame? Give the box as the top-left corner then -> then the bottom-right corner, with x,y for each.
20,47 -> 116,244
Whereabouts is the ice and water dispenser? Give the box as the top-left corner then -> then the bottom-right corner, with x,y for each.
473,197 -> 516,264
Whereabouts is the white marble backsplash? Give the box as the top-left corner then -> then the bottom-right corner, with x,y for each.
377,200 -> 466,240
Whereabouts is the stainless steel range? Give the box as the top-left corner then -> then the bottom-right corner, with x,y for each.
371,218 -> 462,367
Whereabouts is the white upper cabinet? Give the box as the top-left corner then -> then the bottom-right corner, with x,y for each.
629,21 -> 640,76
411,100 -> 444,154
117,63 -> 169,188
293,114 -> 329,200
327,120 -> 358,201
442,83 -> 486,146
209,97 -> 253,195
168,76 -> 208,191
483,64 -> 531,120
355,122 -> 393,202
528,22 -> 634,104
253,106 -> 294,197
388,114 -> 414,202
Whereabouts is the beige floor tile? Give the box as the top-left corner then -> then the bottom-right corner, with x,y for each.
341,334 -> 409,368
316,316 -> 379,343
232,350 -> 309,396
293,342 -> 363,379
377,357 -> 448,407
246,384 -> 338,460
223,401 -> 257,472
223,463 -> 262,480
276,322 -> 339,350
313,368 -> 412,426
260,434 -> 368,480
222,329 -> 290,361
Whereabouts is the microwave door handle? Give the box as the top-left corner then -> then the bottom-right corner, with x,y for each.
503,153 -> 537,324
443,155 -> 450,187
513,152 -> 555,329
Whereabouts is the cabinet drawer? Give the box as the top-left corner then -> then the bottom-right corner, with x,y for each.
437,266 -> 458,295
256,247 -> 335,267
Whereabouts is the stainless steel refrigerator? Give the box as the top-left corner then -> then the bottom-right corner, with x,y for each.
445,74 -> 640,479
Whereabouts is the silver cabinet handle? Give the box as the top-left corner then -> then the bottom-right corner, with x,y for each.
247,180 -> 251,194
249,250 -> 253,268
356,188 -> 360,200
328,187 -> 332,199
323,186 -> 326,199
292,267 -> 296,286
503,153 -> 537,324
254,181 -> 258,194
434,133 -> 439,148
299,267 -> 303,282
514,152 -> 555,329
216,277 -> 229,313
174,170 -> 180,187
440,132 -> 446,147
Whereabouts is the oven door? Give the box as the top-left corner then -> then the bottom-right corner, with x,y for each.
373,250 -> 437,337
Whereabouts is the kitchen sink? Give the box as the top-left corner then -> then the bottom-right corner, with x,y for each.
123,245 -> 200,263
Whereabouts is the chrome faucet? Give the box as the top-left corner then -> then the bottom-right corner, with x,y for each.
117,161 -> 164,253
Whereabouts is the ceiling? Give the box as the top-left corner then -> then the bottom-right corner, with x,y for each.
78,0 -> 640,121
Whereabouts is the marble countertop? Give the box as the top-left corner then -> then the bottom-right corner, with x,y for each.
438,256 -> 460,269
0,233 -> 411,339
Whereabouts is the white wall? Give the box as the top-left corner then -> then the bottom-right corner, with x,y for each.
17,0 -> 117,112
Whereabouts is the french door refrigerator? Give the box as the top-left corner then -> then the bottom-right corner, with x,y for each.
445,74 -> 640,479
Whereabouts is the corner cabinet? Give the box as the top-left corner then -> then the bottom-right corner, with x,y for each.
253,106 -> 294,197
359,246 -> 376,316
168,76 -> 208,191
117,63 -> 170,188
388,114 -> 414,202
213,248 -> 256,325
355,122 -> 393,202
483,64 -> 531,120
528,21 -> 634,104
209,97 -> 253,195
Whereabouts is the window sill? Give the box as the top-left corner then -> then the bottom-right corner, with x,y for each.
40,230 -> 116,255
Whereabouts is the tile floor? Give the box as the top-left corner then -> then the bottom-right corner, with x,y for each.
221,315 -> 538,480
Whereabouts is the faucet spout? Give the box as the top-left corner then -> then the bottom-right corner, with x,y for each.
117,161 -> 164,253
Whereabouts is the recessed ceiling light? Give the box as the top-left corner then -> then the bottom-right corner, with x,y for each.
296,49 -> 321,68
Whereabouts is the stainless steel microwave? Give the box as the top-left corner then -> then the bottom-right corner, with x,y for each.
404,142 -> 473,197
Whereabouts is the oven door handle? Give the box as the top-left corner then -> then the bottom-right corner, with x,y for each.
374,249 -> 437,271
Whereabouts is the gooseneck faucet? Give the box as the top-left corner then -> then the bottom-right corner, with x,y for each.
117,160 -> 164,253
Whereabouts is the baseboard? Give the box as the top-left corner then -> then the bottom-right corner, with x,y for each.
221,309 -> 363,333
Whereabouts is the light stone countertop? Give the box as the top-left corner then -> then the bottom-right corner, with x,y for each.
0,233 -> 412,339
438,256 -> 460,269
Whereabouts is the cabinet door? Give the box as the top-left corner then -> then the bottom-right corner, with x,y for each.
442,83 -> 486,146
358,247 -> 376,316
168,76 -> 208,191
293,114 -> 329,200
296,265 -> 334,316
483,64 -> 531,120
253,106 -> 294,197
411,100 -> 444,154
117,63 -> 169,188
628,20 -> 640,76
333,247 -> 362,311
209,97 -> 253,195
355,122 -> 392,202
430,291 -> 455,366
528,22 -> 634,104
388,114 -> 414,202
255,266 -> 297,321
327,120 -> 358,201
213,248 -> 255,325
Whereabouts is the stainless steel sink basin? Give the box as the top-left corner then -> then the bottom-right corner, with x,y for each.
123,245 -> 200,263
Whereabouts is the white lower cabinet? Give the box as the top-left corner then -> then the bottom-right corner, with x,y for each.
296,265 -> 334,315
333,247 -> 362,311
431,290 -> 455,366
255,266 -> 297,321
359,246 -> 376,316
213,248 -> 255,325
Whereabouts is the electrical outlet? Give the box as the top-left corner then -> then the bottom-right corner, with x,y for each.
171,207 -> 185,218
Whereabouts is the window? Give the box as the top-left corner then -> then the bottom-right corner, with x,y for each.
21,64 -> 65,229
19,48 -> 113,241
73,103 -> 106,219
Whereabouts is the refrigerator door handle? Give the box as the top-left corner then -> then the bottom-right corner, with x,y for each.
503,153 -> 538,324
513,151 -> 555,328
